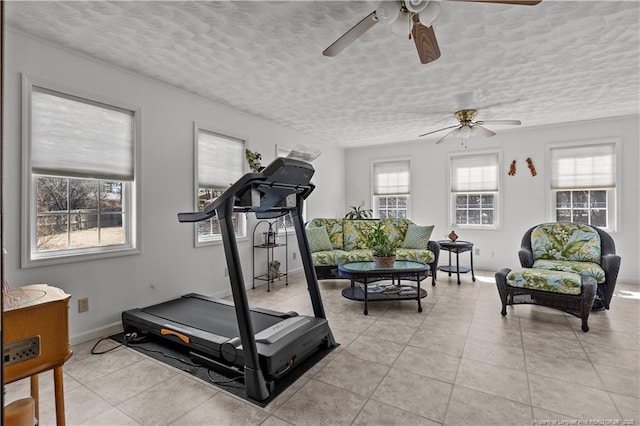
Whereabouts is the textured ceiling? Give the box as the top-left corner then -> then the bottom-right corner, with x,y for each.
5,1 -> 640,147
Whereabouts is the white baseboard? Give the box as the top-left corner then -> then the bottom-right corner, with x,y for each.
70,321 -> 123,346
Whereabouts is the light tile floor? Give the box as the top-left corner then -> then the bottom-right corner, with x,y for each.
5,270 -> 640,425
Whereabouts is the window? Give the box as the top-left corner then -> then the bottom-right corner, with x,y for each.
23,77 -> 138,266
450,152 -> 499,228
372,160 -> 410,219
549,142 -> 616,230
195,126 -> 246,245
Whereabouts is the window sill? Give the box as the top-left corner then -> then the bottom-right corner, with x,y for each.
22,246 -> 141,269
196,235 -> 248,248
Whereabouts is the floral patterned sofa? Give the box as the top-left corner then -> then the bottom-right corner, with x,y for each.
305,218 -> 440,285
518,222 -> 621,310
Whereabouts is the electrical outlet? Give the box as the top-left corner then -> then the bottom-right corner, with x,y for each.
224,267 -> 229,277
78,297 -> 89,313
292,252 -> 297,260
475,248 -> 480,256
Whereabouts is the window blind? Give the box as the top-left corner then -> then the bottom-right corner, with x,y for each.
31,87 -> 134,181
373,161 -> 410,195
198,130 -> 244,188
451,153 -> 498,192
551,143 -> 616,189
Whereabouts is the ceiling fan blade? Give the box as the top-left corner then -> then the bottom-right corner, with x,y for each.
475,119 -> 522,125
411,16 -> 441,64
474,125 -> 497,138
419,124 -> 459,138
448,0 -> 542,5
436,128 -> 461,144
322,12 -> 378,57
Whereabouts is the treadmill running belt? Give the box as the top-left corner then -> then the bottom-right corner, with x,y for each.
140,295 -> 284,338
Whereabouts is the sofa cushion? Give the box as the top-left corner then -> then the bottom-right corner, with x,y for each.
307,218 -> 344,249
343,220 -> 374,251
532,259 -> 606,284
306,227 -> 333,253
381,218 -> 412,248
506,268 -> 583,295
531,223 -> 601,263
346,249 -> 374,263
311,250 -> 348,266
402,224 -> 434,249
396,248 -> 435,264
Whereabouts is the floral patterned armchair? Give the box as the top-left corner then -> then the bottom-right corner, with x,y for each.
518,222 -> 621,310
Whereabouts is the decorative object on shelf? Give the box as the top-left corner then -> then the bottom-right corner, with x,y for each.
526,157 -> 537,176
369,222 -> 396,268
269,260 -> 282,279
344,205 -> 373,219
448,230 -> 459,242
245,149 -> 262,172
508,160 -> 517,176
263,228 -> 276,246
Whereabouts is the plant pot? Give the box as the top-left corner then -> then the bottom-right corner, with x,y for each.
374,255 -> 396,268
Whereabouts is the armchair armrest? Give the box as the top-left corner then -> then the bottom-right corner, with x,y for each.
519,249 -> 534,268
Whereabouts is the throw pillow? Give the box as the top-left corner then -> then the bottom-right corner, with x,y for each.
402,224 -> 434,249
306,227 -> 333,253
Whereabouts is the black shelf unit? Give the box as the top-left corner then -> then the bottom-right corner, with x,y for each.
252,219 -> 288,291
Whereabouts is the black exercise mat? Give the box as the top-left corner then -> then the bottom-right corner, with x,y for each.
108,332 -> 336,407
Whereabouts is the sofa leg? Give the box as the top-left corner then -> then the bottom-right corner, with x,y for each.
580,277 -> 597,332
495,268 -> 511,316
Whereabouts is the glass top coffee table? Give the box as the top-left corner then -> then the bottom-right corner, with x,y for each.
338,261 -> 429,315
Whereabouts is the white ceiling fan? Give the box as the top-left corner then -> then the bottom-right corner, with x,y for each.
419,109 -> 521,147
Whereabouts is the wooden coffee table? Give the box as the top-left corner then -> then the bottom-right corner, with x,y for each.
338,261 -> 429,315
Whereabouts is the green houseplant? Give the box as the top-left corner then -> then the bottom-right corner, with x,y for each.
369,223 -> 396,268
344,206 -> 373,219
245,149 -> 262,172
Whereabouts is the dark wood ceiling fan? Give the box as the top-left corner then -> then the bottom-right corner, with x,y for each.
322,0 -> 542,64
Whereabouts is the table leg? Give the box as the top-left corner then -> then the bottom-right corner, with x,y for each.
456,251 -> 461,285
470,249 -> 476,282
30,374 -> 39,424
54,366 -> 66,426
447,250 -> 452,277
416,272 -> 423,313
363,277 -> 369,315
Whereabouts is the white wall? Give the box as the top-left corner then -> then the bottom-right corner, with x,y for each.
345,115 -> 640,285
2,30 -> 345,344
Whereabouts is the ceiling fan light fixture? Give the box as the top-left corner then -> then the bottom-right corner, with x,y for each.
418,1 -> 442,27
405,0 -> 429,13
460,125 -> 472,139
391,11 -> 412,35
376,1 -> 401,25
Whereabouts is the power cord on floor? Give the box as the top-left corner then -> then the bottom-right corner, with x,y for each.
91,332 -> 247,387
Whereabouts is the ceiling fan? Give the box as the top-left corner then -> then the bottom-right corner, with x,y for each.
322,0 -> 542,64
418,109 -> 522,147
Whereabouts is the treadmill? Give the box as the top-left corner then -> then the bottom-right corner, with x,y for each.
122,157 -> 336,401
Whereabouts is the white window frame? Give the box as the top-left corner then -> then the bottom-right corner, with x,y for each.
194,124 -> 247,247
371,159 -> 411,220
448,150 -> 501,230
546,139 -> 619,232
21,75 -> 140,268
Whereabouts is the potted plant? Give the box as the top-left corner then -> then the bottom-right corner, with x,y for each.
245,149 -> 262,172
369,223 -> 396,268
344,206 -> 373,219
